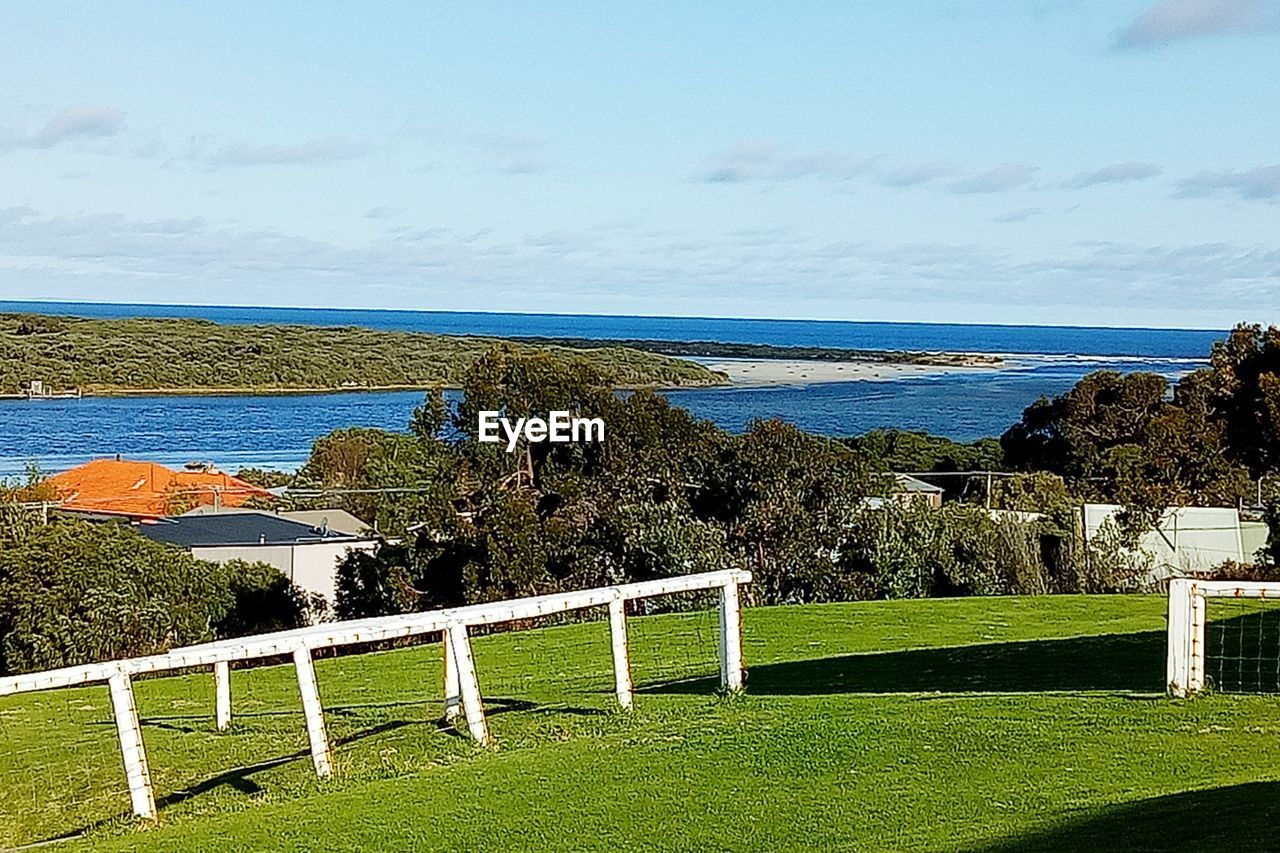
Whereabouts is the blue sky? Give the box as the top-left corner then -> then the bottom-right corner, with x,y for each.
1,1 -> 1277,328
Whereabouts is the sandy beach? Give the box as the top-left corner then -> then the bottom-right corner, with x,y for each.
693,357 -> 1000,386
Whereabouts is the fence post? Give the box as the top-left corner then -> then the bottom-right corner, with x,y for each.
214,660 -> 232,731
718,579 -> 745,692
1189,584 -> 1206,693
292,647 -> 333,778
108,669 -> 156,820
1167,579 -> 1192,697
608,595 -> 633,710
446,623 -> 490,745
442,629 -> 461,723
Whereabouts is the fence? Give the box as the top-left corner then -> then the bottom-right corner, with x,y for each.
0,568 -> 752,820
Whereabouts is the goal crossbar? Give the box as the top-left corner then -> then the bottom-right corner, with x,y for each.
1166,578 -> 1279,697
0,568 -> 752,820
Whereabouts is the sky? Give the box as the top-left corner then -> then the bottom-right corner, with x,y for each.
0,0 -> 1277,329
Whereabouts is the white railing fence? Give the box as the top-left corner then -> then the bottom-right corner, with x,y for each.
0,569 -> 752,820
1166,577 -> 1279,697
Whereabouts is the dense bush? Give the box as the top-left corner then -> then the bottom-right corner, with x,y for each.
334,543 -> 423,619
213,560 -> 324,636
0,520 -> 231,675
0,507 -> 323,675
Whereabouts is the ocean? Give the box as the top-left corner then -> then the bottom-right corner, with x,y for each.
0,301 -> 1219,476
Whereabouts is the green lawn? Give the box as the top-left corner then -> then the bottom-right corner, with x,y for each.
3,596 -> 1279,851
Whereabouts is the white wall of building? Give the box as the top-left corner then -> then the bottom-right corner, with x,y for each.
191,540 -> 378,615
1082,504 -> 1244,578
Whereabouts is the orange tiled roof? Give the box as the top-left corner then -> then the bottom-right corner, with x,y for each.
47,459 -> 273,518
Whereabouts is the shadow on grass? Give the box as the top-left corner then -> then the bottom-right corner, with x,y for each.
976,781 -> 1280,852
47,696 -> 560,845
131,696 -> 547,733
642,630 -> 1167,695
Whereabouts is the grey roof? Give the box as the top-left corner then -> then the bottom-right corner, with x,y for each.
180,506 -> 371,536
136,512 -> 365,549
893,473 -> 945,494
277,509 -> 371,537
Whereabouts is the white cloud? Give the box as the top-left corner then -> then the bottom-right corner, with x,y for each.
992,207 -> 1045,223
1114,0 -> 1280,48
876,161 -> 956,188
948,163 -> 1038,194
695,142 -> 874,184
1175,164 -> 1280,200
1063,162 -> 1163,188
0,104 -> 126,154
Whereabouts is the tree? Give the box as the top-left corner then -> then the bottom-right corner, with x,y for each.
214,560 -> 322,635
845,429 -> 1005,474
0,520 -> 230,674
1199,323 -> 1280,477
1002,370 -> 1250,508
334,542 -> 422,619
711,419 -> 887,604
294,426 -> 456,535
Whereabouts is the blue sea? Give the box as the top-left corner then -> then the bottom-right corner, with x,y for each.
0,301 -> 1220,477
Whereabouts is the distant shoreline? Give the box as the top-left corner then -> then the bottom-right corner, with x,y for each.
687,357 -> 999,387
0,380 -> 728,400
512,335 -> 1006,368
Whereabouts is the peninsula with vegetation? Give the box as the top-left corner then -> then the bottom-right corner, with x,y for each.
0,313 -> 726,396
515,336 -> 1006,368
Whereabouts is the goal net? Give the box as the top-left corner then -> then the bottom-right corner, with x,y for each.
1167,579 -> 1280,696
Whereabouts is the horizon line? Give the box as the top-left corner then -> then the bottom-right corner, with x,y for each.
0,298 -> 1235,335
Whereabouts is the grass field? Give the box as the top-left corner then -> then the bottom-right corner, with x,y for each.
2,595 -> 1279,851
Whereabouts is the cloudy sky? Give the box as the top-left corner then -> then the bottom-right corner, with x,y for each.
1,1 -> 1277,328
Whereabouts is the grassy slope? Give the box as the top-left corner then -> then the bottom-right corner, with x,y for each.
0,313 -> 724,394
2,596 -> 1279,851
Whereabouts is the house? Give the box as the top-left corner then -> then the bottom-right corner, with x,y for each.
892,474 -> 944,509
135,510 -> 379,609
47,458 -> 272,519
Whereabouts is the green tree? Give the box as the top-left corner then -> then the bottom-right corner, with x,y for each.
1199,323 -> 1280,477
0,520 -> 230,674
845,429 -> 1005,474
214,560 -> 322,635
1002,370 -> 1250,508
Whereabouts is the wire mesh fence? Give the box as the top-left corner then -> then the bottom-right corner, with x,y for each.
0,684 -> 126,846
627,591 -> 721,690
0,570 -> 748,843
1206,598 -> 1280,694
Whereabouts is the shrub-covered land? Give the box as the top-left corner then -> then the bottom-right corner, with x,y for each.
511,335 -> 1005,366
0,506 -> 314,675
0,313 -> 724,394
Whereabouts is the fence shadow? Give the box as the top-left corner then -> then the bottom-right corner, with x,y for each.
975,780 -> 1280,852
47,695 -> 548,845
643,630 -> 1167,695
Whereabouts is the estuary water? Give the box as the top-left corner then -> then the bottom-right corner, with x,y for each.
0,301 -> 1217,476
